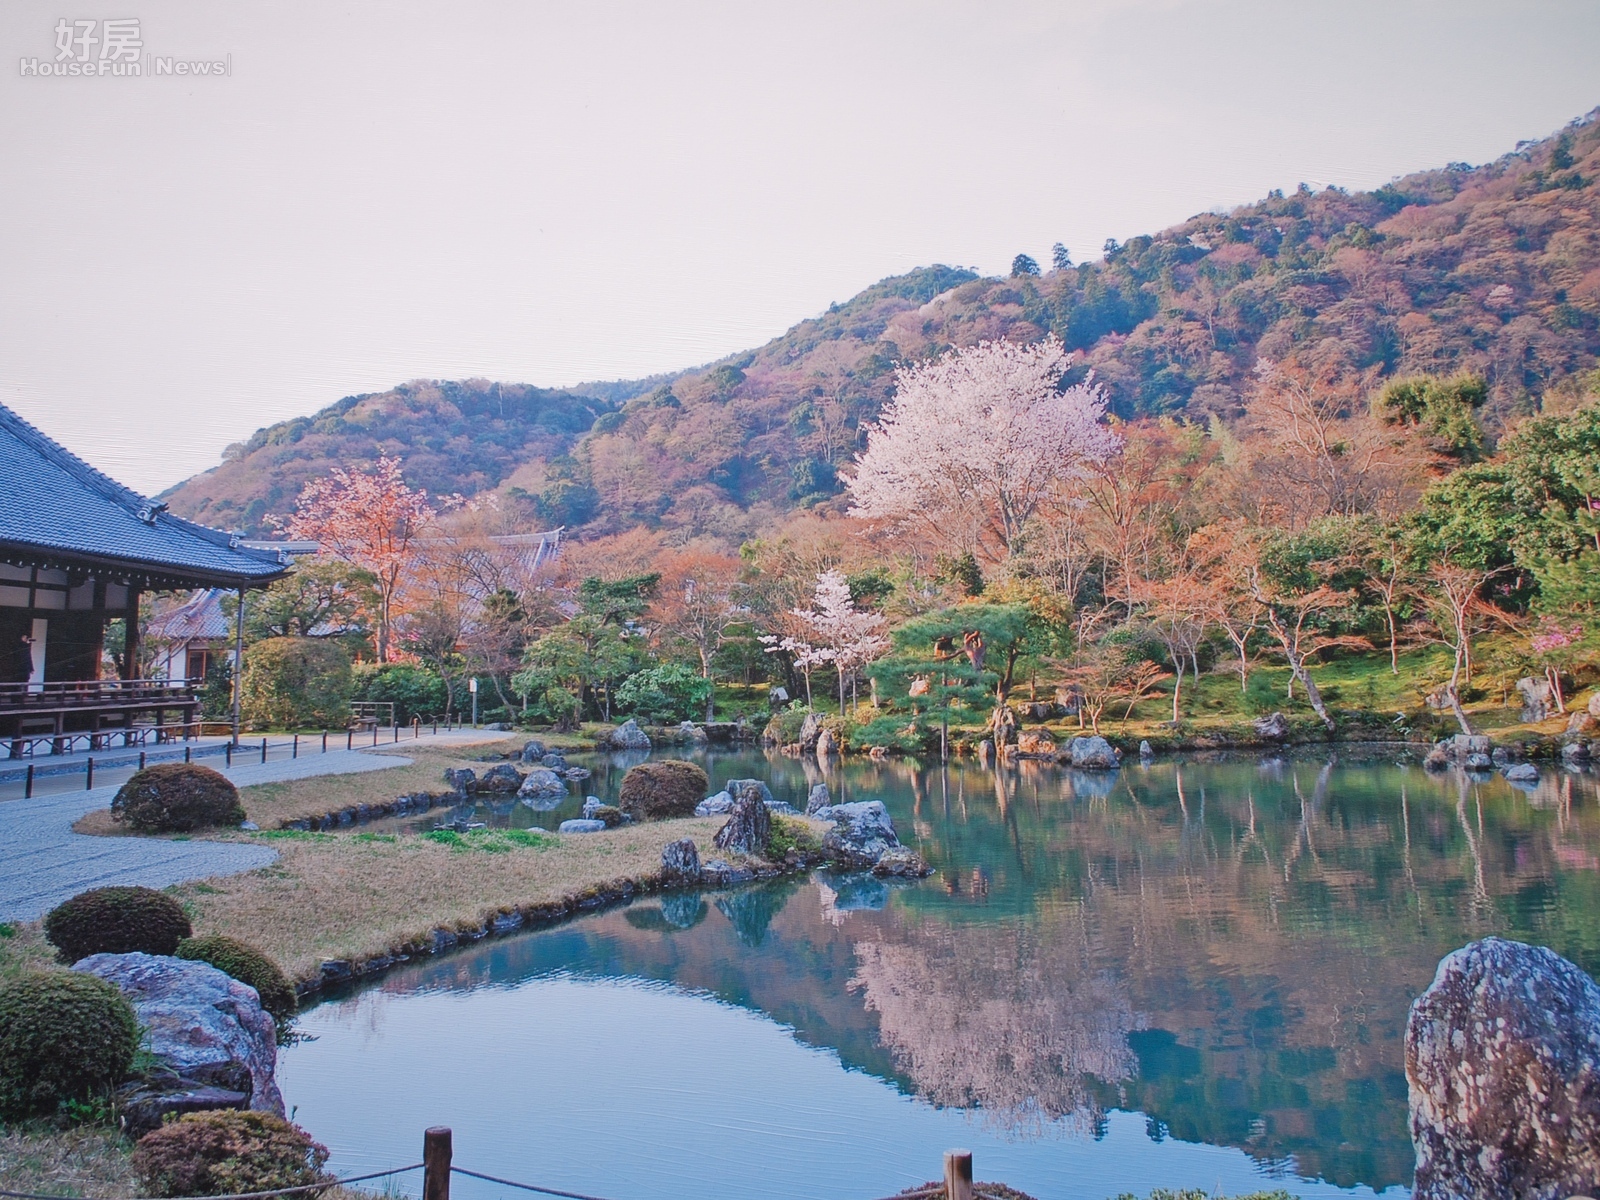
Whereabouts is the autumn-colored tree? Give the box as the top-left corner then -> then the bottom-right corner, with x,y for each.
653,548 -> 747,720
850,336 -> 1119,561
282,456 -> 438,662
1130,571 -> 1210,723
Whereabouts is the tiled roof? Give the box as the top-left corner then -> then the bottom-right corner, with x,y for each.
146,588 -> 232,642
0,403 -> 288,588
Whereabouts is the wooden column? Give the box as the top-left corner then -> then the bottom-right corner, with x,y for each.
944,1150 -> 973,1200
122,588 -> 141,680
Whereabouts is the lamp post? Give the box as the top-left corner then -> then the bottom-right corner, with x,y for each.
469,677 -> 478,728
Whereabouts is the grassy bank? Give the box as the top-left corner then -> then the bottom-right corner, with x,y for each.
173,816 -> 736,984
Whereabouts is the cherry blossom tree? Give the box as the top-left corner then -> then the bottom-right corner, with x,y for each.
281,456 -> 438,662
849,336 -> 1120,561
762,570 -> 888,712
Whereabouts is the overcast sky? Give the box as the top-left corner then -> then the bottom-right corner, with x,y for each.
2,1 -> 1597,497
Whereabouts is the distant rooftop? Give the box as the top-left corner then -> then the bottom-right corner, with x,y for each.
0,402 -> 290,590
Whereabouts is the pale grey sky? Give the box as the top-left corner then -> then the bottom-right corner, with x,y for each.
2,1 -> 1597,496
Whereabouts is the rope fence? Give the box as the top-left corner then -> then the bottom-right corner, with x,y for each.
0,1128 -> 988,1200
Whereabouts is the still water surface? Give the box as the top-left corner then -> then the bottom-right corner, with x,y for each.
279,749 -> 1600,1200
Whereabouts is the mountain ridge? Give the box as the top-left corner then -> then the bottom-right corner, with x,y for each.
165,109 -> 1600,539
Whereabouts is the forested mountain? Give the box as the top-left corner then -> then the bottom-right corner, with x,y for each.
164,379 -> 609,533
165,110 -> 1600,538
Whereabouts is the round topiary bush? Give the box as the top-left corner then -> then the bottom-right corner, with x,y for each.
0,970 -> 139,1119
617,760 -> 709,821
112,763 -> 245,833
43,886 -> 193,962
132,1110 -> 329,1198
176,935 -> 297,1029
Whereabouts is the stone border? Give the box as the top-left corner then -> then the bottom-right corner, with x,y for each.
276,790 -> 460,832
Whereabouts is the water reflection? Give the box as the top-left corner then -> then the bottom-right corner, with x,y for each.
290,748 -> 1600,1197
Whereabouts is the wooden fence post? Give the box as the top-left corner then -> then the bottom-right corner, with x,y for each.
944,1150 -> 972,1200
424,1126 -> 452,1200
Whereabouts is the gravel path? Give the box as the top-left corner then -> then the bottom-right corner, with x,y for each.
0,746 -> 436,923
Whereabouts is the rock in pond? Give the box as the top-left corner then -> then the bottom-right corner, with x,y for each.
475,763 -> 525,794
518,767 -> 568,800
1466,752 -> 1494,771
797,712 -> 824,752
73,952 -> 283,1117
694,790 -> 733,816
607,719 -> 652,751
444,767 -> 476,793
815,727 -> 839,757
1407,936 -> 1600,1200
712,790 -> 771,856
806,782 -> 831,815
872,846 -> 932,877
1014,728 -> 1055,758
813,800 -> 900,865
1504,762 -> 1540,782
1068,735 -> 1120,770
1139,740 -> 1154,760
519,739 -> 547,762
540,752 -> 569,770
661,838 -> 700,880
558,818 -> 606,834
677,721 -> 710,745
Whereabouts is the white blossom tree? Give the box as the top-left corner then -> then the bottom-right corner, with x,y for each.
848,336 -> 1120,560
762,570 -> 888,711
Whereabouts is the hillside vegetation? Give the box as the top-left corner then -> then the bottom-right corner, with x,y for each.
165,111 -> 1600,538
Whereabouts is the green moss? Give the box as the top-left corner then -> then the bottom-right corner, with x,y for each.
767,815 -> 821,858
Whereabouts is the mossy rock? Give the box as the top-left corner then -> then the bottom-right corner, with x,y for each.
176,935 -> 297,1028
617,760 -> 708,821
0,969 -> 139,1118
112,763 -> 245,832
43,885 -> 192,962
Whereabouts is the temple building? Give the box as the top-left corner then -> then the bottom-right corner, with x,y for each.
0,402 -> 288,752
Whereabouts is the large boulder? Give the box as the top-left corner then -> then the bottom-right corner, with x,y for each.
606,719 -> 652,751
1568,710 -> 1598,736
443,767 -> 476,794
1068,736 -> 1120,770
1253,711 -> 1290,741
661,838 -> 700,880
1014,728 -> 1055,758
519,739 -> 547,762
1517,676 -> 1556,723
797,712 -> 824,752
815,727 -> 839,758
618,760 -> 708,821
475,764 -> 525,794
694,790 -> 733,816
712,791 -> 771,857
72,953 -> 283,1117
517,768 -> 568,801
805,783 -> 832,815
726,779 -> 775,809
814,801 -> 900,865
677,721 -> 710,746
1407,937 -> 1600,1200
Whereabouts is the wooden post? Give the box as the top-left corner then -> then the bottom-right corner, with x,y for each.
231,586 -> 245,747
85,757 -> 94,789
944,1150 -> 972,1200
423,1127 -> 452,1200
24,764 -> 32,799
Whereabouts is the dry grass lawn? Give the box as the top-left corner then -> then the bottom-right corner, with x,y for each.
0,1124 -> 136,1198
0,921 -> 57,980
173,818 -> 734,984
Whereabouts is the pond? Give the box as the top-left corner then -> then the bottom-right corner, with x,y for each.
278,748 -> 1600,1200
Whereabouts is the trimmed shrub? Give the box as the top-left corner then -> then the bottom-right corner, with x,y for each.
352,661 -> 446,723
0,970 -> 139,1118
43,886 -> 192,962
240,636 -> 352,730
112,763 -> 245,833
176,936 -> 297,1029
615,664 -> 713,724
132,1110 -> 329,1198
618,760 -> 709,821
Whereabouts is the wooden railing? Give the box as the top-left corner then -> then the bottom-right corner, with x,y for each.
0,678 -> 198,712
